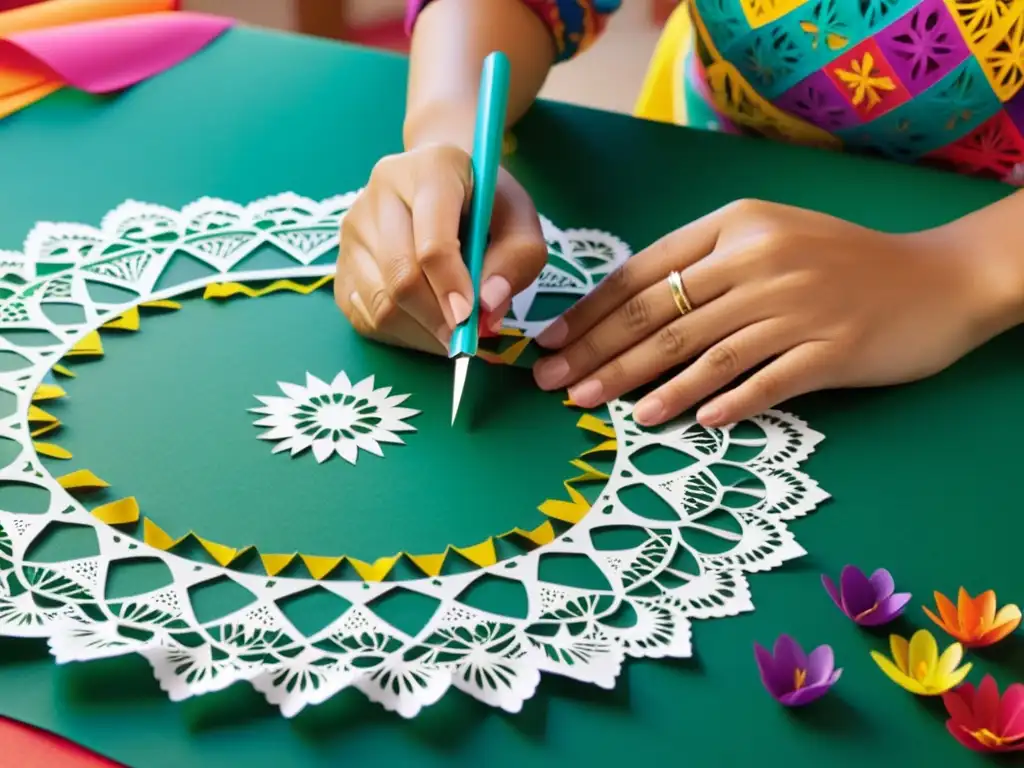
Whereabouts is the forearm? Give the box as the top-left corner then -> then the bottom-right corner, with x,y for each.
931,188 -> 1024,338
403,0 -> 555,152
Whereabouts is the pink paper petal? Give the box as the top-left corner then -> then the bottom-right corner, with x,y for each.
946,720 -> 989,752
0,1 -> 43,10
0,12 -> 231,94
1001,684 -> 1024,737
943,686 -> 979,733
976,675 -> 1001,729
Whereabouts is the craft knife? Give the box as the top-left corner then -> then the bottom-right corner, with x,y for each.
450,50 -> 510,425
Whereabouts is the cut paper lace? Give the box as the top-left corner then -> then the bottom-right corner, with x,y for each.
252,372 -> 420,465
27,280 -> 606,581
53,375 -> 610,580
0,192 -> 829,718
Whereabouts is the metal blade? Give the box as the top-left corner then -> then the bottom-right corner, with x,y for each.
451,355 -> 470,425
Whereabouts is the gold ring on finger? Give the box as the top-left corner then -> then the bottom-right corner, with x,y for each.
667,270 -> 693,317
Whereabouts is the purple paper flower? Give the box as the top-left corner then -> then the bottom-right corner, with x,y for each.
822,565 -> 911,626
754,635 -> 842,707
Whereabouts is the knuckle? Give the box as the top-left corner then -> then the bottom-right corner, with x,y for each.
518,238 -> 549,269
572,331 -> 604,367
706,343 -> 741,376
416,238 -> 459,270
601,356 -> 627,387
385,258 -> 422,302
338,200 -> 368,245
758,227 -> 796,254
724,198 -> 766,219
742,230 -> 797,274
370,153 -> 401,182
621,294 -> 651,331
602,263 -> 633,297
751,373 -> 782,404
656,322 -> 687,357
431,143 -> 470,167
339,216 -> 360,249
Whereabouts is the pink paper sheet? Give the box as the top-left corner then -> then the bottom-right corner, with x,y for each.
0,11 -> 231,93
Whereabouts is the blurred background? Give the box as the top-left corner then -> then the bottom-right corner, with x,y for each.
182,0 -> 677,115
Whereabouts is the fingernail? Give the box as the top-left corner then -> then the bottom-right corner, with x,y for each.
350,292 -> 374,328
536,318 -> 567,348
697,404 -> 723,426
569,379 -> 603,408
480,276 -> 511,313
533,357 -> 569,389
633,397 -> 664,425
448,292 -> 471,326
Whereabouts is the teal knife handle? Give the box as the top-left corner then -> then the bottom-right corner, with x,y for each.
449,51 -> 510,358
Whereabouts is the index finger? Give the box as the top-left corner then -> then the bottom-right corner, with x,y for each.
410,162 -> 475,329
534,205 -> 728,350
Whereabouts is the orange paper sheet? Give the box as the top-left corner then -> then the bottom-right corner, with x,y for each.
0,0 -> 174,36
0,0 -> 177,116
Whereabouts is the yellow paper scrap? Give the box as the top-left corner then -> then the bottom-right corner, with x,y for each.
102,306 -> 140,331
32,384 -> 66,401
260,553 -> 297,577
195,536 -> 241,567
140,299 -> 181,311
539,486 -> 591,524
407,552 -> 446,577
203,275 -> 333,300
30,421 -> 60,439
33,441 -> 71,459
27,405 -> 58,424
569,458 -> 610,481
58,469 -> 110,491
92,497 -> 140,525
577,413 -> 615,438
300,554 -> 344,580
454,538 -> 497,567
522,520 -> 556,545
143,518 -> 180,550
348,554 -> 400,582
65,330 -> 103,357
583,439 -> 618,456
505,521 -> 556,546
51,364 -> 76,378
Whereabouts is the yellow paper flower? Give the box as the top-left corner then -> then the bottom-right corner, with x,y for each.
870,629 -> 972,695
833,53 -> 896,110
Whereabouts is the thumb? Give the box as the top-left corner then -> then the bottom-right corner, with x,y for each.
478,173 -> 547,316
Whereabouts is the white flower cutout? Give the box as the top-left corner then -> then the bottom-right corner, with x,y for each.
251,372 -> 420,464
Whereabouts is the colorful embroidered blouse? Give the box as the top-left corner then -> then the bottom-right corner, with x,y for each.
407,0 -> 1024,185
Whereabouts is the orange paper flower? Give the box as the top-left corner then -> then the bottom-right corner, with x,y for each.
924,588 -> 1021,648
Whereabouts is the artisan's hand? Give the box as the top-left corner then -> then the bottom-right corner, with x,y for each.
532,199 -> 1013,427
335,144 -> 547,354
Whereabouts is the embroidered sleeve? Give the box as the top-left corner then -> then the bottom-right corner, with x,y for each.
405,1 -> 619,62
